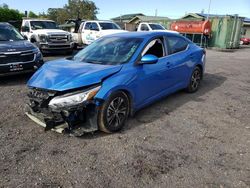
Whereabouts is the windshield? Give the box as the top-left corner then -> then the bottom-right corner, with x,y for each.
73,37 -> 142,65
0,25 -> 24,41
149,24 -> 165,30
30,21 -> 58,30
99,22 -> 121,30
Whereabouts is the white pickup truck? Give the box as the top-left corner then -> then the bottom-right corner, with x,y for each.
73,20 -> 127,46
21,19 -> 74,53
137,22 -> 178,33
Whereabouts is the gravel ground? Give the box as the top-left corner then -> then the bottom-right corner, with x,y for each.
0,47 -> 249,188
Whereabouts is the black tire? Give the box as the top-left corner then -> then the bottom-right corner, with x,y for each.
98,91 -> 130,133
186,67 -> 202,93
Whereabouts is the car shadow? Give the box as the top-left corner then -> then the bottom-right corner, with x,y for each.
80,72 -> 227,139
125,72 -> 227,131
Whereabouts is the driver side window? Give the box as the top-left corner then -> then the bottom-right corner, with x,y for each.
142,37 -> 165,58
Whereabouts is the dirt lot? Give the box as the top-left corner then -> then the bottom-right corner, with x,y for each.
0,47 -> 250,188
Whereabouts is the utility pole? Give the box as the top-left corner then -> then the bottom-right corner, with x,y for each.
207,0 -> 212,20
155,9 -> 158,17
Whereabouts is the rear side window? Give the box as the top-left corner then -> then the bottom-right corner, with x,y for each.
24,21 -> 29,28
141,24 -> 149,31
90,22 -> 99,30
167,36 -> 189,54
84,22 -> 91,30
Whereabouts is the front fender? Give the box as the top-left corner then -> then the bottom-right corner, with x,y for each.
94,68 -> 136,105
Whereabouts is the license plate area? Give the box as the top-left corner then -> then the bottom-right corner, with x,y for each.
9,64 -> 24,71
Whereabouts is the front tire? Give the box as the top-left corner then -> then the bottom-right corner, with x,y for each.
186,66 -> 202,93
98,91 -> 130,133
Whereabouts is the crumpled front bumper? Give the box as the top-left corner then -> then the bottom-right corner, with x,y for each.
25,102 -> 99,136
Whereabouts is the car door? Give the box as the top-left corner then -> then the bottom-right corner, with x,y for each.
164,36 -> 191,88
134,36 -> 175,108
81,22 -> 92,44
21,21 -> 31,40
88,22 -> 100,41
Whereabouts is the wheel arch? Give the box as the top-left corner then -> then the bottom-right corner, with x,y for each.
195,63 -> 204,79
95,87 -> 135,116
30,35 -> 39,43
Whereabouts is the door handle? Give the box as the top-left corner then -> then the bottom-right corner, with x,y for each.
166,62 -> 172,68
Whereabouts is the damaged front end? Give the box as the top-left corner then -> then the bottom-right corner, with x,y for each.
25,85 -> 101,136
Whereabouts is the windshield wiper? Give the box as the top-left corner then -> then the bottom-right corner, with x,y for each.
85,60 -> 102,64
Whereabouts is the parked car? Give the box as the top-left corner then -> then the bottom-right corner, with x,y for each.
0,22 -> 43,76
21,19 -> 74,53
240,37 -> 250,45
73,20 -> 127,46
26,31 -> 206,135
137,22 -> 178,34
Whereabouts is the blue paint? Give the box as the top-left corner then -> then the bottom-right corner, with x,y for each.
28,31 -> 205,112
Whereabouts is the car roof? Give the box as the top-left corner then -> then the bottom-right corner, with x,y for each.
106,31 -> 180,39
85,20 -> 115,23
0,22 -> 11,26
23,19 -> 55,22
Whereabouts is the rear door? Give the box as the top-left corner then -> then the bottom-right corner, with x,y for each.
164,36 -> 191,88
82,22 -> 100,45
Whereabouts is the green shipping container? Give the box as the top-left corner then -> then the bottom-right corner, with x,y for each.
208,15 -> 244,49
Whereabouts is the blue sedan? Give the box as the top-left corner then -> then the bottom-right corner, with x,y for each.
26,31 -> 206,135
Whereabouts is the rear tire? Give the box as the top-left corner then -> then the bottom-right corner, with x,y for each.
186,66 -> 202,93
98,91 -> 130,133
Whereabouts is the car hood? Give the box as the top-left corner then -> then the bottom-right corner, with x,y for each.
27,59 -> 123,91
32,29 -> 69,35
0,40 -> 36,53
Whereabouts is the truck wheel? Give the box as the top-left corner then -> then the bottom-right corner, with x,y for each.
98,91 -> 130,133
186,66 -> 202,93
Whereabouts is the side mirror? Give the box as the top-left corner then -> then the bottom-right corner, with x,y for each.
21,26 -> 30,32
140,54 -> 158,64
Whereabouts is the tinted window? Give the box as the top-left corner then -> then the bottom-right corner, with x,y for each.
90,22 -> 99,30
84,22 -> 91,30
30,21 -> 58,30
0,25 -> 24,41
24,21 -> 29,28
73,37 -> 142,65
141,24 -> 149,31
99,22 -> 120,30
167,36 -> 189,54
142,37 -> 165,58
149,24 -> 165,30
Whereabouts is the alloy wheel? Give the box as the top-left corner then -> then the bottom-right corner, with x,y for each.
106,97 -> 128,128
191,69 -> 201,90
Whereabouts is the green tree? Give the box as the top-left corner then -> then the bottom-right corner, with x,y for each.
28,11 -> 38,18
38,12 -> 48,19
0,4 -> 23,22
47,0 -> 98,24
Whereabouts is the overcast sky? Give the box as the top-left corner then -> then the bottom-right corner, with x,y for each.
1,0 -> 250,19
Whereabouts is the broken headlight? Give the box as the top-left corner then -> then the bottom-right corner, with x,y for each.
48,86 -> 101,109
